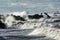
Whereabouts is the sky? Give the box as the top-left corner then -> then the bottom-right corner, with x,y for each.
0,0 -> 60,14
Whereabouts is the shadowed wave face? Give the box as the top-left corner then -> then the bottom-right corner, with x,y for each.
28,14 -> 43,19
12,15 -> 26,21
0,21 -> 6,29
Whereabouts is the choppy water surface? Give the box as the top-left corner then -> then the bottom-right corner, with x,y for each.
0,29 -> 55,40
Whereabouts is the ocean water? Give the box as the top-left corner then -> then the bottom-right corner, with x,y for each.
0,12 -> 60,40
0,29 -> 55,40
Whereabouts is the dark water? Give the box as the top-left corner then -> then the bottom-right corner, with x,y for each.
0,36 -> 55,40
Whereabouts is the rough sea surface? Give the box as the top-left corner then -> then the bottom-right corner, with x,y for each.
0,29 -> 55,40
0,12 -> 60,40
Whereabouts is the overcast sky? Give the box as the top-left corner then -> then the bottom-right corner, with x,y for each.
0,0 -> 60,13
